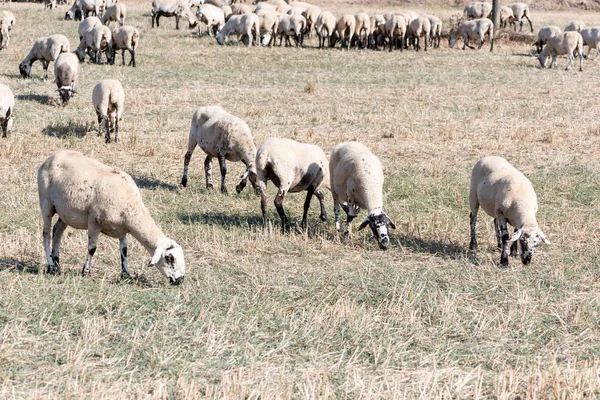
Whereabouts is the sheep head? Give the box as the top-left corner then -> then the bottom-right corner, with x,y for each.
148,240 -> 186,285
57,86 -> 76,104
358,210 -> 396,250
18,62 -> 31,78
508,227 -> 551,265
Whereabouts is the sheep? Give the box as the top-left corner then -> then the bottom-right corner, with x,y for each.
329,142 -> 396,250
54,53 -> 80,104
277,13 -> 305,47
301,5 -> 320,37
539,31 -> 583,71
204,0 -> 232,6
45,0 -> 57,10
449,18 -> 494,52
0,11 -> 15,49
37,150 -> 186,284
111,26 -> 139,67
216,13 -> 260,46
76,24 -> 113,64
92,79 -> 124,143
231,3 -> 253,15
256,9 -> 279,46
78,16 -> 102,40
408,15 -> 430,51
254,1 -> 276,13
19,35 -> 70,79
65,0 -> 100,20
463,2 -> 491,19
0,84 -> 14,138
499,6 -> 515,29
353,13 -> 370,49
534,25 -> 561,54
336,14 -> 355,50
151,0 -> 198,30
505,2 -> 533,33
196,4 -> 225,36
101,3 -> 126,27
256,138 -> 328,231
423,14 -> 441,48
315,10 -> 335,48
180,106 -> 257,194
385,13 -> 407,52
369,14 -> 386,49
469,156 -> 550,266
580,27 -> 600,60
565,21 -> 585,33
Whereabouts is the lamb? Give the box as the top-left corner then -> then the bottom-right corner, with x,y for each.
505,2 -> 533,33
534,25 -> 561,54
0,84 -> 14,138
180,106 -> 257,194
315,10 -> 335,48
78,16 -> 102,40
565,21 -> 585,33
92,79 -> 124,143
0,10 -> 15,49
19,34 -> 70,79
101,2 -> 126,27
37,150 -> 186,284
151,0 -> 198,30
301,5 -> 320,37
277,13 -> 305,47
449,18 -> 494,52
65,0 -> 100,20
216,13 -> 260,46
196,3 -> 225,36
538,31 -> 583,71
463,2 -> 491,19
408,15 -> 430,51
469,156 -> 550,266
499,6 -> 515,30
111,25 -> 139,67
423,14 -> 441,48
353,12 -> 370,49
385,13 -> 407,52
580,27 -> 600,60
329,142 -> 396,250
76,24 -> 113,64
256,9 -> 279,46
256,138 -> 328,231
336,14 -> 355,50
54,53 -> 80,104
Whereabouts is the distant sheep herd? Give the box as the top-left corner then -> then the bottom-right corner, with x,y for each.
0,0 -> 579,284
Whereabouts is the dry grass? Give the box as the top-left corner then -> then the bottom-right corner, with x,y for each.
1,1 -> 600,398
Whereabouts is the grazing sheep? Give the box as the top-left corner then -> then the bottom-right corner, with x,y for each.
0,84 -> 14,138
0,11 -> 15,49
78,16 -> 102,40
180,106 -> 257,194
423,14 -> 441,48
254,2 -> 276,13
539,31 -> 583,71
76,24 -> 113,64
19,34 -> 70,79
92,79 -> 124,143
301,5 -> 321,37
463,2 -> 491,19
330,142 -> 396,250
54,53 -> 80,104
196,3 -> 225,36
38,150 -> 186,284
449,18 -> 494,52
256,9 -> 279,46
216,13 -> 260,46
580,27 -> 600,60
256,138 -> 329,231
101,3 -> 126,27
151,0 -> 198,30
315,10 -> 336,48
231,3 -> 253,14
469,156 -> 550,266
335,14 -> 355,50
565,21 -> 585,34
534,25 -> 561,54
65,0 -> 100,20
45,0 -> 57,10
277,13 -> 306,47
408,15 -> 430,51
204,0 -> 232,6
353,12 -> 370,49
111,26 -> 139,67
505,2 -> 533,33
385,13 -> 407,52
369,14 -> 386,49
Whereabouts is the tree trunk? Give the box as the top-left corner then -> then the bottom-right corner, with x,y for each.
491,0 -> 500,28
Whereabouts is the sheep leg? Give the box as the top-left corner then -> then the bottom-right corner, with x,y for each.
114,114 -> 119,142
333,201 -> 341,231
260,183 -> 268,227
50,218 -> 67,272
469,210 -> 478,250
274,190 -> 290,232
525,15 -> 533,33
314,189 -> 327,221
202,155 -> 215,190
131,50 -> 136,67
82,224 -> 100,276
175,15 -> 180,30
217,153 -> 227,193
41,203 -> 58,274
300,186 -> 315,231
498,218 -> 510,266
510,228 -> 519,257
566,54 -> 574,70
180,141 -> 196,187
493,218 -> 502,248
0,32 -> 3,50
344,205 -> 357,236
42,60 -> 49,79
119,235 -> 130,279
104,116 -> 111,143
96,112 -> 103,137
122,49 -> 126,66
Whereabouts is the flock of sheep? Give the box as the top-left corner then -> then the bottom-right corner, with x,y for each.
0,0 -> 563,285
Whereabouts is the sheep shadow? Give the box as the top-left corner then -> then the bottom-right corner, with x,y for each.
178,211 -> 263,228
0,257 -> 40,274
395,234 -> 473,261
16,93 -> 51,105
132,175 -> 178,192
42,121 -> 89,139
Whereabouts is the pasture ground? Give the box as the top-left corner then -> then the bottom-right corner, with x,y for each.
0,1 -> 600,398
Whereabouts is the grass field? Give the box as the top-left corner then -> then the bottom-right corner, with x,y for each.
0,1 -> 600,398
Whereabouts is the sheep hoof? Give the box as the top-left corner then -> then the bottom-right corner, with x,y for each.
120,272 -> 133,282
45,264 -> 60,275
180,177 -> 188,188
499,257 -> 509,267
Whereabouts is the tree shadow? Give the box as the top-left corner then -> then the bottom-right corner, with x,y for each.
132,175 -> 178,192
178,211 -> 263,228
16,93 -> 51,105
42,121 -> 90,139
395,234 -> 473,261
0,257 -> 40,274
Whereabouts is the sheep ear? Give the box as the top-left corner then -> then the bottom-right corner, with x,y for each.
147,245 -> 164,267
508,229 -> 522,244
539,230 -> 552,245
385,214 -> 396,230
358,217 -> 369,231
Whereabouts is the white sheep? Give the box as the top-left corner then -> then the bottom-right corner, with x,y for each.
231,3 -> 253,14
408,15 -> 430,51
505,2 -> 533,33
580,27 -> 600,60
277,13 -> 306,47
329,142 -> 396,250
385,13 -> 407,52
76,24 -> 112,64
463,2 -> 491,20
256,9 -> 279,46
423,14 -> 441,48
256,138 -> 329,231
111,25 -> 139,67
78,16 -> 102,40
301,5 -> 321,37
0,10 -> 15,49
92,79 -> 124,143
534,26 -> 561,53
449,18 -> 494,52
101,2 -> 126,27
565,21 -> 585,33
196,3 -> 225,37
151,0 -> 198,30
254,2 -> 276,13
65,0 -> 100,20
180,105 -> 257,194
216,13 -> 260,46
222,5 -> 232,20
315,10 -> 335,48
334,14 -> 355,50
37,150 -> 186,284
0,83 -> 14,138
19,34 -> 70,79
45,0 -> 57,10
54,53 -> 80,104
353,13 -> 370,49
499,6 -> 515,30
469,156 -> 550,266
539,31 -> 583,71
369,14 -> 386,49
